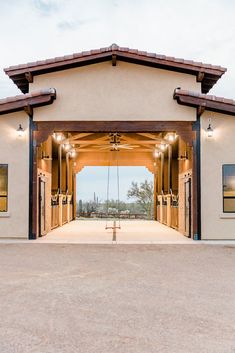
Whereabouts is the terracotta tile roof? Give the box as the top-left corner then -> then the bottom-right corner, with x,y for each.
173,88 -> 235,115
4,44 -> 226,94
0,88 -> 56,115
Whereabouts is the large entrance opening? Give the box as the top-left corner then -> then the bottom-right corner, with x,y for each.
31,121 -> 199,241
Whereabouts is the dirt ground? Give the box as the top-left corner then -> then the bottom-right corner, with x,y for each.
0,244 -> 235,353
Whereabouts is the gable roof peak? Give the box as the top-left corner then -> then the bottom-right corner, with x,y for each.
4,44 -> 226,94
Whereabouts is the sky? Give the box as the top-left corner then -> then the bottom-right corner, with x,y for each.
1,0 -> 235,200
76,166 -> 153,202
0,0 -> 235,99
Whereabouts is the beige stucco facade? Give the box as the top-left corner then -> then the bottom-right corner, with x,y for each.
0,111 -> 29,238
32,61 -> 199,122
1,55 -> 235,240
201,111 -> 235,239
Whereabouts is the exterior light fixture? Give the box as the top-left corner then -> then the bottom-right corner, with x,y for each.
153,150 -> 160,158
207,119 -> 213,138
63,143 -> 71,151
53,132 -> 64,142
17,124 -> 24,137
160,143 -> 167,151
70,149 -> 76,158
167,133 -> 175,142
56,133 -> 63,142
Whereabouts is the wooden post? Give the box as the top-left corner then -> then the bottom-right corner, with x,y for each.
66,152 -> 70,192
73,172 -> 77,219
31,134 -> 38,239
67,195 -> 72,223
166,194 -> 171,227
160,152 -> 164,193
58,194 -> 63,226
153,172 -> 158,220
168,144 -> 172,193
58,144 -> 62,194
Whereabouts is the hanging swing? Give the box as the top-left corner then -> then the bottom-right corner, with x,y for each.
105,150 -> 121,236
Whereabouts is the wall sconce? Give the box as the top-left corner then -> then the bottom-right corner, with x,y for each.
207,119 -> 214,138
53,132 -> 64,142
70,149 -> 76,158
17,124 -> 24,137
153,150 -> 160,158
63,143 -> 71,151
160,143 -> 168,151
166,133 -> 177,143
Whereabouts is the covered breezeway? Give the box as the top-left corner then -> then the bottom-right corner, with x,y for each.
35,220 -> 194,243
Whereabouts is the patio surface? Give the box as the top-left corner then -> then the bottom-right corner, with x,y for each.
36,220 -> 193,243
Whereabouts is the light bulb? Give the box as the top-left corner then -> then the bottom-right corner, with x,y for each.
17,124 -> 24,137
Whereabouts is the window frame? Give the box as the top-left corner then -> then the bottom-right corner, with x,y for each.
222,164 -> 235,213
0,164 -> 8,213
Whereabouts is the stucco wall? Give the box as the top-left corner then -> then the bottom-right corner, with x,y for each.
31,61 -> 200,122
0,112 -> 29,238
201,111 -> 235,239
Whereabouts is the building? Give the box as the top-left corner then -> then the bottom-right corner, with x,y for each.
0,44 -> 235,240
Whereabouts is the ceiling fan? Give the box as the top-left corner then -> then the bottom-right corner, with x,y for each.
95,133 -> 139,151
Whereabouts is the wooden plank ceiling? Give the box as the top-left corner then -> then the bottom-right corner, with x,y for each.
60,132 -> 174,153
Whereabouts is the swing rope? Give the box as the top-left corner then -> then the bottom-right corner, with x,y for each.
116,151 -> 121,228
105,150 -> 121,229
105,162 -> 110,229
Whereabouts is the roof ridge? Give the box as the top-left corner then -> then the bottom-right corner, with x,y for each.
174,88 -> 235,106
0,88 -> 56,105
4,44 -> 227,73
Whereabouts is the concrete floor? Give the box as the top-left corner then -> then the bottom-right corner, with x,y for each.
0,244 -> 235,353
36,220 -> 192,243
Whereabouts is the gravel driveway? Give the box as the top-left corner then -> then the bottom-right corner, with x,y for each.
0,244 -> 235,353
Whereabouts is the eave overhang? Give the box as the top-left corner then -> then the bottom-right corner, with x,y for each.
4,44 -> 226,94
173,88 -> 235,116
0,88 -> 56,115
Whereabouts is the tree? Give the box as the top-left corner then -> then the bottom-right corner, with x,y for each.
78,199 -> 83,215
127,180 -> 153,219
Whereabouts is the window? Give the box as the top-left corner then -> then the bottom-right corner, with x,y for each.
0,165 -> 8,212
223,165 -> 235,213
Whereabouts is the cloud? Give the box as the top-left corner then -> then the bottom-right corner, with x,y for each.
0,0 -> 235,99
57,18 -> 95,31
33,0 -> 60,15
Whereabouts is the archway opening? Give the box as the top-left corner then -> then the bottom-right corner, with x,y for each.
34,126 -> 196,242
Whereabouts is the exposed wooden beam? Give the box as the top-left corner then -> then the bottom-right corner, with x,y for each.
197,103 -> 206,117
24,104 -> 33,116
76,148 -> 153,153
197,71 -> 205,82
137,132 -> 162,140
25,72 -> 33,83
112,54 -> 117,66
